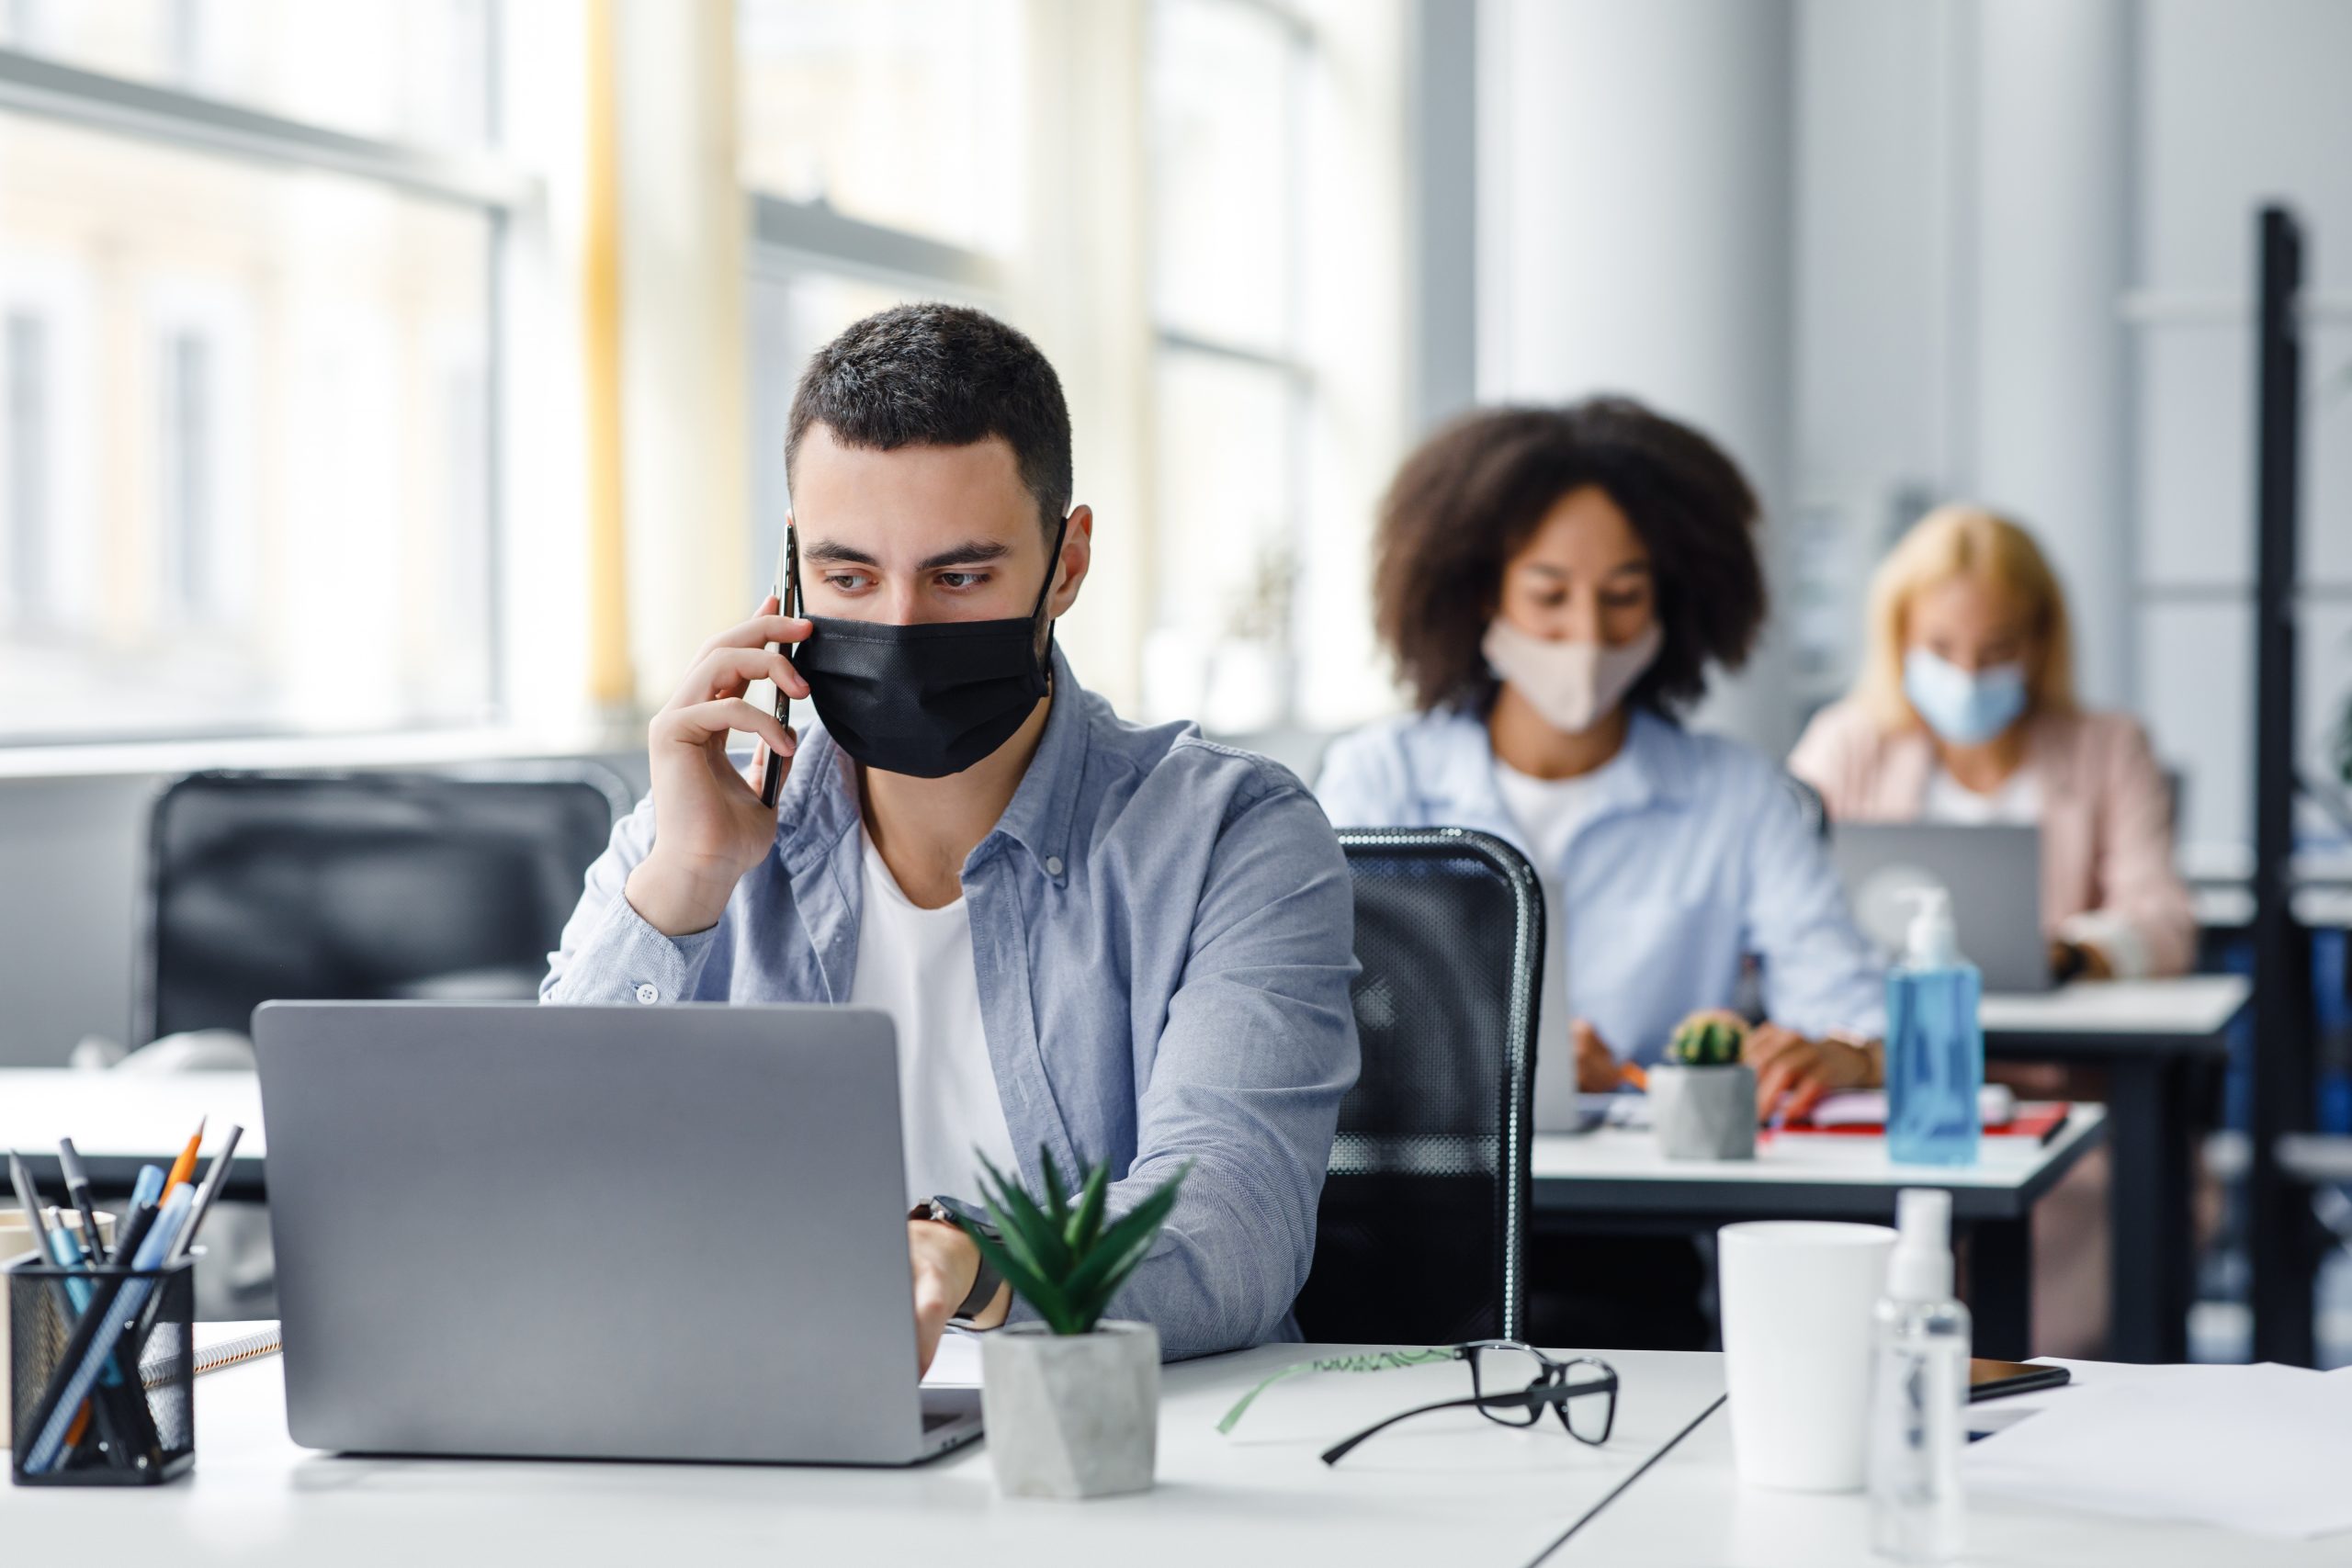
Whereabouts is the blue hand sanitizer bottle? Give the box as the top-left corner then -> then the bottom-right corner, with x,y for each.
1885,888 -> 1982,1166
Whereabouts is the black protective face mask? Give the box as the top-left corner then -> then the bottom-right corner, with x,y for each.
787,513 -> 1069,779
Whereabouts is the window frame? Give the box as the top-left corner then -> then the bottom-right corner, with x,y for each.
1144,0 -> 1319,734
0,34 -> 537,747
743,190 -> 1008,589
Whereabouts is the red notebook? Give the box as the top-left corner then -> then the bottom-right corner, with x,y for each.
1781,1100 -> 2074,1142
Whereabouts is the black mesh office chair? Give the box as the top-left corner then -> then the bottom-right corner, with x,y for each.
1291,828 -> 1543,1346
136,766 -> 632,1044
1782,772 -> 1829,841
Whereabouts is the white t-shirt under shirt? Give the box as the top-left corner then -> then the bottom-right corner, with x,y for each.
1921,763 -> 2042,825
846,829 -> 1018,1204
1493,752 -> 1630,1126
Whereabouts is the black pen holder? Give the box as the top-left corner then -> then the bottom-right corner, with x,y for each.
9,1254 -> 195,1484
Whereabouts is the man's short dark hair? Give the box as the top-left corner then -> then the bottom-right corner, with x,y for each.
1372,397 -> 1767,716
786,303 -> 1073,533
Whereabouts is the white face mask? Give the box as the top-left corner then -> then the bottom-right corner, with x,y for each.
1482,619 -> 1663,735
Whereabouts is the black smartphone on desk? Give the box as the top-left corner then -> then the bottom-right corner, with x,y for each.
757,524 -> 802,808
1969,1358 -> 2070,1402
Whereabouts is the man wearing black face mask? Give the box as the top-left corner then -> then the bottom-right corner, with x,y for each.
544,304 -> 1361,1376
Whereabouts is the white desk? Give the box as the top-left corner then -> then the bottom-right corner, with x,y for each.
0,1070 -> 266,1199
1981,976 -> 2251,1363
1532,1109 -> 2105,1203
1531,1109 -> 2107,1359
7,1343 -> 1728,1567
1979,975 -> 2251,1043
1558,1381 -> 2346,1567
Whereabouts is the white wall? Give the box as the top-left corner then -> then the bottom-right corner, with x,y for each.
1790,0 -> 1951,708
2132,0 -> 2352,854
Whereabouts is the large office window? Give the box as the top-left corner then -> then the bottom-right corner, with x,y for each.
0,7 -> 517,743
0,0 -> 492,147
1141,0 -> 1316,734
730,0 -> 1403,730
738,0 -> 1021,255
736,0 -> 1014,592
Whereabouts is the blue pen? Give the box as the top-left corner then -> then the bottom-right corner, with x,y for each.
41,1218 -> 98,1314
128,1162 -> 165,1215
23,1184 -> 191,1473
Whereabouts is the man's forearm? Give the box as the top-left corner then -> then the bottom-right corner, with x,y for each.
624,847 -> 745,938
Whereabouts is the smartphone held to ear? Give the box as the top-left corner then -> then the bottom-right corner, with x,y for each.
758,525 -> 801,808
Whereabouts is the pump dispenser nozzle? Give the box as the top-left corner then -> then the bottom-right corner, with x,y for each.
1899,886 -> 1960,968
1886,1187 -> 1955,1302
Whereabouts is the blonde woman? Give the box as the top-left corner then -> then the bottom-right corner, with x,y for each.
1794,505 -> 2195,1359
1791,503 -> 2194,982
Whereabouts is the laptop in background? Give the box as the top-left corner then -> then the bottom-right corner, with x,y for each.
253,1000 -> 981,1466
1828,823 -> 2052,994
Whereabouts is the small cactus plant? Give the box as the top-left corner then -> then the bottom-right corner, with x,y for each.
1666,1010 -> 1749,1067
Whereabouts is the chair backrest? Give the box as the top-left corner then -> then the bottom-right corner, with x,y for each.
1291,828 -> 1542,1346
137,765 -> 630,1044
1782,771 -> 1829,841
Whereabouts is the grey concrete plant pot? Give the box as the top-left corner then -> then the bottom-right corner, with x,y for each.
979,1320 -> 1160,1498
1651,1063 -> 1758,1160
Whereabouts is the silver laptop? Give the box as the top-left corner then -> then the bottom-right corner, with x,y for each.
1827,823 -> 2052,993
252,1000 -> 982,1465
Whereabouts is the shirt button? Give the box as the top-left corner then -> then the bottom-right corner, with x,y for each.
1044,855 -> 1064,877
634,982 -> 659,1004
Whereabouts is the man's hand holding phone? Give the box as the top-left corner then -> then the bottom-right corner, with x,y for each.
623,594 -> 809,937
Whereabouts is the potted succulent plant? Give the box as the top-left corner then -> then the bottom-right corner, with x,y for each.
1649,1010 -> 1758,1161
954,1149 -> 1191,1499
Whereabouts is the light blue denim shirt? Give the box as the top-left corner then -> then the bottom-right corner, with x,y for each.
543,648 -> 1361,1359
1317,705 -> 1885,1073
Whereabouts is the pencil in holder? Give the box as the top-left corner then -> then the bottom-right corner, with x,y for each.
9,1253 -> 196,1484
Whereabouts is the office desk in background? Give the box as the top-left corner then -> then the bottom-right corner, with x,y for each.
1982,976 -> 2250,1363
0,975 -> 2243,1361
0,1069 -> 266,1199
1532,1107 -> 2107,1359
7,1342 -> 1728,1566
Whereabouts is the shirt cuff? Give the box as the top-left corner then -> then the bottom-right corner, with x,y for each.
556,889 -> 722,1005
2054,910 -> 2153,981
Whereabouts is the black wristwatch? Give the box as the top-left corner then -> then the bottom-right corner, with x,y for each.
910,1196 -> 1004,1324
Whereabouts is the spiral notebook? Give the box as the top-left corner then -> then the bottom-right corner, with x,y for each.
139,1320 -> 282,1390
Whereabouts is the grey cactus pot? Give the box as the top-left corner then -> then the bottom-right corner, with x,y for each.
1650,1063 -> 1758,1160
979,1320 -> 1160,1498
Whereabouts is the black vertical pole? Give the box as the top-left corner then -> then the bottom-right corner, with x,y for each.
2250,205 -> 2315,1368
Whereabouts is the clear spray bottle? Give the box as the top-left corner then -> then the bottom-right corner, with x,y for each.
1868,1188 -> 1970,1562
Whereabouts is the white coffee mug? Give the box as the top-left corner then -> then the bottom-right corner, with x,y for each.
2,1208 -> 117,1450
1717,1219 -> 1897,1492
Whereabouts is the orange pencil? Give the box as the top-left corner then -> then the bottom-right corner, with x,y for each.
1619,1062 -> 1649,1092
164,1117 -> 207,1193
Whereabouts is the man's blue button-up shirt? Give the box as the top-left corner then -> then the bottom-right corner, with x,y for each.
543,649 -> 1362,1359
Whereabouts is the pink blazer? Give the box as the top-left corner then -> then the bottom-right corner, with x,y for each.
1789,700 -> 2197,977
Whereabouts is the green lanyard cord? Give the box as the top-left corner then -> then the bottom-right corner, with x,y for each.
1215,1348 -> 1461,1435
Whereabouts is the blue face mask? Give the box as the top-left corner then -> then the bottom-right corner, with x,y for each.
1903,648 -> 2029,746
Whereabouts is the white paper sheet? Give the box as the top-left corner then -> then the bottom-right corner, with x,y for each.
921,1326 -> 985,1388
1962,1359 -> 2352,1540
1804,1085 -> 2017,1127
